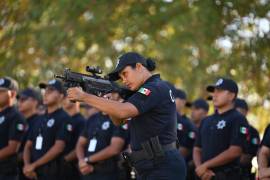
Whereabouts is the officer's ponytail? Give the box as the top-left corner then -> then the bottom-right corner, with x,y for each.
145,58 -> 156,71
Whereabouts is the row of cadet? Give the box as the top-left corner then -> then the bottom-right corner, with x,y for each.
0,76 -> 269,180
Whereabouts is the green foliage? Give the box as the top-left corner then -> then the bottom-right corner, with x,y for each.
1,0 -> 270,132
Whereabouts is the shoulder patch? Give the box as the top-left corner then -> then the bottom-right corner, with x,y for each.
240,127 -> 248,134
138,87 -> 151,96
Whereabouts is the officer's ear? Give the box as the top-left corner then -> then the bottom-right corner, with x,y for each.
59,93 -> 64,101
228,92 -> 236,102
9,90 -> 17,100
135,63 -> 144,71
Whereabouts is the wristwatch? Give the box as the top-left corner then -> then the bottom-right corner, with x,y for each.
84,157 -> 91,164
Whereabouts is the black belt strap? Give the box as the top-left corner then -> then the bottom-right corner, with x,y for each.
130,142 -> 176,163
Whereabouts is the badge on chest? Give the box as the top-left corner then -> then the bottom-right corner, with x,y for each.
102,121 -> 110,130
47,118 -> 55,127
216,120 -> 226,129
0,116 -> 5,124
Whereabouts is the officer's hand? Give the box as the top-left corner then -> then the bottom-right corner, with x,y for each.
201,170 -> 215,180
195,164 -> 208,178
24,171 -> 37,179
67,87 -> 85,102
23,163 -> 36,173
80,164 -> 94,175
79,159 -> 88,169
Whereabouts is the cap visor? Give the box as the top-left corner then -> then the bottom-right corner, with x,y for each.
206,85 -> 215,92
108,65 -> 125,81
39,82 -> 47,89
185,102 -> 192,108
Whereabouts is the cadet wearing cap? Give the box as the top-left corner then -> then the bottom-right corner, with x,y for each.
0,77 -> 26,180
186,98 -> 209,180
62,96 -> 86,179
190,98 -> 209,128
193,78 -> 249,180
234,98 -> 260,179
17,88 -> 43,180
23,79 -> 73,180
76,111 -> 128,180
67,52 -> 186,180
75,89 -> 128,180
174,88 -> 197,163
258,121 -> 270,179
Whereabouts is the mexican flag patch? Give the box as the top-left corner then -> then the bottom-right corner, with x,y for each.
17,124 -> 24,131
138,87 -> 151,96
240,127 -> 248,134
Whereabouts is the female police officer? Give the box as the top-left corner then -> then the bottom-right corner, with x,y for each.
67,52 -> 186,180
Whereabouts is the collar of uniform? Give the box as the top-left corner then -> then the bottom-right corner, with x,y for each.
0,106 -> 15,115
215,108 -> 235,117
143,74 -> 161,84
47,108 -> 63,116
27,114 -> 38,124
72,113 -> 81,119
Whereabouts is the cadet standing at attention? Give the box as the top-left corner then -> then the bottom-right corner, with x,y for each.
17,88 -> 42,180
193,78 -> 249,180
23,79 -> 73,180
234,98 -> 260,180
0,77 -> 26,180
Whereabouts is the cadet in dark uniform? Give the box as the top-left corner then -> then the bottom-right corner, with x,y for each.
67,52 -> 186,180
62,96 -> 86,179
0,77 -> 26,180
186,98 -> 209,180
258,122 -> 270,179
190,99 -> 209,128
17,88 -> 42,180
234,98 -> 260,180
193,78 -> 249,180
174,89 -> 197,162
75,91 -> 128,180
23,79 -> 73,180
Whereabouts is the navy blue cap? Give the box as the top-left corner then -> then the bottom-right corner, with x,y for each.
18,88 -> 42,102
108,52 -> 147,81
39,79 -> 65,94
0,77 -> 19,92
191,98 -> 209,111
174,89 -> 187,100
234,98 -> 248,111
206,78 -> 238,95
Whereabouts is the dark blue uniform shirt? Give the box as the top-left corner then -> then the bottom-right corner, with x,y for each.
127,74 -> 177,151
261,124 -> 270,148
0,106 -> 26,149
177,114 -> 197,161
195,109 -> 249,168
28,108 -> 73,162
19,114 -> 41,153
177,114 -> 197,149
64,113 -> 85,155
0,106 -> 26,168
246,125 -> 260,156
81,113 -> 128,157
